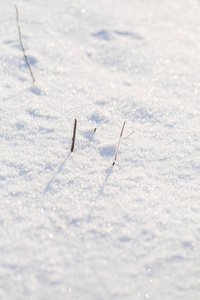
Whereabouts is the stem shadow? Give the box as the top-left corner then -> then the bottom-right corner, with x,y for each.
43,153 -> 71,194
88,166 -> 113,219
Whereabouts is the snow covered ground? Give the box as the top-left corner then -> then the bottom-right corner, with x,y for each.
1,0 -> 200,299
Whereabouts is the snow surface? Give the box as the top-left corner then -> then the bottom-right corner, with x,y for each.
1,0 -> 200,299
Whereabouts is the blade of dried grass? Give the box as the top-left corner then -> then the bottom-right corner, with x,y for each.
15,4 -> 35,83
112,121 -> 126,166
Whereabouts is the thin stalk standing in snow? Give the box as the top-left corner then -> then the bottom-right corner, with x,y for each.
15,4 -> 35,83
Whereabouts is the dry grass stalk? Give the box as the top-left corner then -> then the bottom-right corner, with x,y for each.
15,4 -> 35,83
122,130 -> 135,141
71,119 -> 77,152
112,121 -> 126,166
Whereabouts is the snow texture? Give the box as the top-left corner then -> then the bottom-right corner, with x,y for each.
1,0 -> 200,299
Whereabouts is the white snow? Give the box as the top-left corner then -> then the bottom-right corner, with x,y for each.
1,0 -> 200,299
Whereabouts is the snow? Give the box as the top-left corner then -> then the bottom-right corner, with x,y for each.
1,0 -> 200,299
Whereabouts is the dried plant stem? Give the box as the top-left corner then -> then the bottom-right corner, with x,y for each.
71,119 -> 77,152
122,130 -> 135,141
112,121 -> 126,166
15,4 -> 35,84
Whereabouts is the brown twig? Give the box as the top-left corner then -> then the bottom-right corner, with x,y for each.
71,119 -> 77,152
122,130 -> 135,141
15,4 -> 35,83
112,121 -> 126,166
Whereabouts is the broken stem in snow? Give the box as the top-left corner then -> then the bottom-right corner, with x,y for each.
112,121 -> 126,166
71,119 -> 77,152
15,4 -> 35,84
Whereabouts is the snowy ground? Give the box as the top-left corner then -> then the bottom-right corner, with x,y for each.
1,0 -> 200,299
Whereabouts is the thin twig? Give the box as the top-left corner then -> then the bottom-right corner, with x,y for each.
15,4 -> 35,83
71,119 -> 77,152
122,130 -> 135,141
114,130 -> 135,145
112,121 -> 126,166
